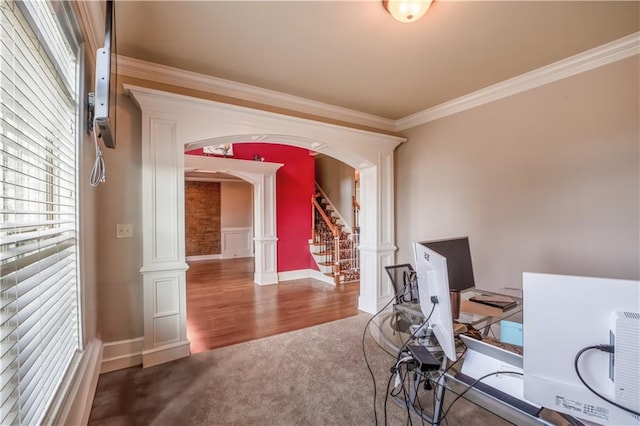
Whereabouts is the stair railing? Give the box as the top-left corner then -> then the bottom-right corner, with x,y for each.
352,195 -> 360,233
311,195 -> 341,285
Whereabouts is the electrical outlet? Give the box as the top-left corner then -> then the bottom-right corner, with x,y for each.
116,224 -> 133,239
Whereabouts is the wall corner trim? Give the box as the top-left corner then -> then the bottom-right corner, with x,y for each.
73,0 -> 103,57
395,32 -> 640,131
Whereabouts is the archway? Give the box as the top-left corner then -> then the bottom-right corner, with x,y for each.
184,154 -> 283,284
125,84 -> 405,367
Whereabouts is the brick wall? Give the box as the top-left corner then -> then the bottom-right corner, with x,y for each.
185,181 -> 221,256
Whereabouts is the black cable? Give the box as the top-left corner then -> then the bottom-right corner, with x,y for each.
399,364 -> 414,426
383,368 -> 395,426
371,287 -> 437,426
396,302 -> 437,360
386,301 -> 451,426
574,345 -> 640,417
437,371 -> 524,424
363,288 -> 407,426
411,370 -> 427,426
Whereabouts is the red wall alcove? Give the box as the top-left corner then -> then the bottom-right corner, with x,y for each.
186,143 -> 316,273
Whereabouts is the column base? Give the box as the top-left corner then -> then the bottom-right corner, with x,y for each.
142,340 -> 190,368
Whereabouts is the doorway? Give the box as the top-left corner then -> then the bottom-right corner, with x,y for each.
126,84 -> 404,367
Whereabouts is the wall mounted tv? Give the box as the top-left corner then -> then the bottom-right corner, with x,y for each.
94,0 -> 115,149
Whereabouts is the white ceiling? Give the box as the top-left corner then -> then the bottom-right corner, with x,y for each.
114,1 -> 639,121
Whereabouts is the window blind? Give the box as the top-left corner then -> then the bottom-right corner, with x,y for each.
1,1 -> 80,425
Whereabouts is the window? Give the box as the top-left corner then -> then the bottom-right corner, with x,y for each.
1,1 -> 82,424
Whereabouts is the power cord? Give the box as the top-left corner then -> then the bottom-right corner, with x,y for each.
363,288 -> 407,426
437,371 -> 524,424
90,119 -> 106,187
574,344 -> 640,417
384,302 -> 437,425
397,302 -> 437,357
385,358 -> 414,426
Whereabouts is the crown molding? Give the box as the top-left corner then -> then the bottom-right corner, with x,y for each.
395,31 -> 640,131
116,32 -> 638,134
116,56 -> 396,132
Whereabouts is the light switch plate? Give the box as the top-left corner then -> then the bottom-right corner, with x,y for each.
116,224 -> 133,238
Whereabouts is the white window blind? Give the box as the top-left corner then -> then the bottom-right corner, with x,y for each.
1,1 -> 81,425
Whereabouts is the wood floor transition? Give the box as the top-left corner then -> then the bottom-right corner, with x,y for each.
186,257 -> 360,353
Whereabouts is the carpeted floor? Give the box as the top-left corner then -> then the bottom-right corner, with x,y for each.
88,313 -> 509,425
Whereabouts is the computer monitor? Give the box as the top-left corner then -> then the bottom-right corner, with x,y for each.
523,273 -> 640,425
413,242 -> 457,361
420,237 -> 475,292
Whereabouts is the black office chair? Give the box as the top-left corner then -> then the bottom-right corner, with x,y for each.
384,264 -> 421,332
385,264 -> 418,303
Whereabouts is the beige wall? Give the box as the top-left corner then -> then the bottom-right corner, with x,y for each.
94,80 -> 144,342
221,181 -> 253,228
315,154 -> 355,228
395,57 -> 640,293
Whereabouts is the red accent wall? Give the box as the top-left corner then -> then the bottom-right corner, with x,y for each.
186,143 -> 316,272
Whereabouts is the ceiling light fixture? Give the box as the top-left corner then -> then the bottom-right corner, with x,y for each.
383,0 -> 433,23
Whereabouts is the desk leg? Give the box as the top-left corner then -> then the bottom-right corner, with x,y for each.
405,358 -> 448,425
432,357 -> 448,425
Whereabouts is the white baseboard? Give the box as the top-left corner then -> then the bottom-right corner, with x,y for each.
278,268 -> 335,285
310,269 -> 336,285
56,338 -> 103,426
254,271 -> 279,285
186,254 -> 221,262
101,337 -> 144,373
142,340 -> 191,368
102,338 -> 191,371
186,253 -> 255,261
277,269 -> 310,281
220,252 -> 254,259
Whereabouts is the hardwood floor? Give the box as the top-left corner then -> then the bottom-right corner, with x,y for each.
186,257 -> 360,353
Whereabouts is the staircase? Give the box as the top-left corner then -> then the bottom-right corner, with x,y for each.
309,185 -> 360,284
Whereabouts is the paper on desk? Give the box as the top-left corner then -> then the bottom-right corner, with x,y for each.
471,294 -> 514,303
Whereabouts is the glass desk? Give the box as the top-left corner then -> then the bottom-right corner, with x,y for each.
371,288 -> 580,426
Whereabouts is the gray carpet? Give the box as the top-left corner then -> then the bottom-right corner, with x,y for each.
89,314 -> 508,425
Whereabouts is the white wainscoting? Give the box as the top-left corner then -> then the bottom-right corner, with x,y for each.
221,227 -> 254,259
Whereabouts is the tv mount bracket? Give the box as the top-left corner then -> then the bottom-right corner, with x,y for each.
87,92 -> 95,134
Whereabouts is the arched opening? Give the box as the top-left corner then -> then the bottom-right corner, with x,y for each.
184,154 -> 282,284
125,84 -> 405,367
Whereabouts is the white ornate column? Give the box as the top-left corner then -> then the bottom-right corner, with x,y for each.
358,151 -> 397,313
252,172 -> 279,284
138,114 -> 190,367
